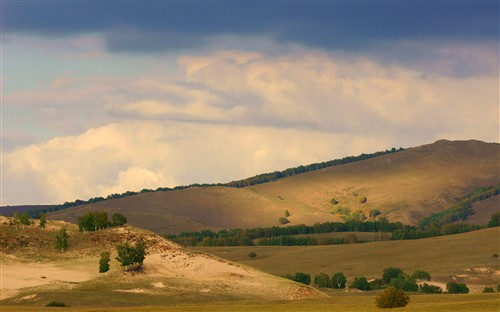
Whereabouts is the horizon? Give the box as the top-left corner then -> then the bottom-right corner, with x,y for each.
2,1 -> 499,205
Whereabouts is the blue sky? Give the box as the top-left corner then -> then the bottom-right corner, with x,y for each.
2,1 -> 499,205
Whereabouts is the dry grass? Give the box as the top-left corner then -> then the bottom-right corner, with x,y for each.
49,140 -> 499,234
1,294 -> 499,311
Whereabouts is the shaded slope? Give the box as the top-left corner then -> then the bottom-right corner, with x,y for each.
50,140 -> 500,233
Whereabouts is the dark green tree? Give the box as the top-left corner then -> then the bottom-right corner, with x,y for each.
116,241 -> 146,269
111,213 -> 127,226
375,287 -> 409,308
382,267 -> 404,284
446,282 -> 469,294
278,217 -> 289,225
331,272 -> 347,289
294,272 -> 311,285
351,276 -> 371,291
55,227 -> 69,252
314,272 -> 330,288
482,287 -> 494,293
99,251 -> 111,273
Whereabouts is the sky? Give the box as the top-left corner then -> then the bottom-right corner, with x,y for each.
1,0 -> 499,205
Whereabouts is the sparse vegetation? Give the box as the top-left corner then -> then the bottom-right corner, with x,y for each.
375,287 -> 409,309
248,252 -> 257,258
359,196 -> 367,204
330,198 -> 339,205
39,213 -> 47,229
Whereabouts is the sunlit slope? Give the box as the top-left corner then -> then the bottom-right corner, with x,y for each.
251,139 -> 499,224
49,186 -> 338,234
50,140 -> 499,234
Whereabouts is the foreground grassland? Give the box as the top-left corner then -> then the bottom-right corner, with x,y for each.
2,294 -> 499,312
193,227 -> 500,289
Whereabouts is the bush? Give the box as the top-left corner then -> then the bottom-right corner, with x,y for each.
350,276 -> 371,291
55,227 -> 69,252
248,252 -> 257,258
375,287 -> 409,309
446,282 -> 469,294
99,251 -> 110,273
482,286 -> 495,293
487,211 -> 500,227
330,198 -> 339,205
359,196 -> 367,204
419,283 -> 442,294
497,284 -> 500,292
389,275 -> 418,292
46,301 -> 67,307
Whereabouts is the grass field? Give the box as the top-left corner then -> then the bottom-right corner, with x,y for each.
2,294 -> 499,311
193,227 -> 500,290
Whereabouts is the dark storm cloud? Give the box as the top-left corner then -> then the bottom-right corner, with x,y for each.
3,1 -> 498,52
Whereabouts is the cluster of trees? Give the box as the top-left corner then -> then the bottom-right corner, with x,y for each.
77,211 -> 127,232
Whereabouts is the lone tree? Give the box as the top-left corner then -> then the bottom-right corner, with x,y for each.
116,241 -> 146,270
99,251 -> 111,273
331,272 -> 347,289
55,227 -> 69,252
375,287 -> 410,309
446,282 -> 469,294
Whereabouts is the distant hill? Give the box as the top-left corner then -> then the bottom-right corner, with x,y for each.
0,205 -> 54,217
49,139 -> 500,234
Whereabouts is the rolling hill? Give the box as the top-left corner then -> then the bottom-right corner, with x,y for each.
49,139 -> 500,234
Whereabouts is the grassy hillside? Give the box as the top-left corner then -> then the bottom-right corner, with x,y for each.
465,195 -> 499,226
49,140 -> 500,234
193,227 -> 500,292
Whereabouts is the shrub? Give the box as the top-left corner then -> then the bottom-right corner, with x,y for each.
487,211 -> 500,227
359,196 -> 367,204
446,282 -> 469,294
46,301 -> 67,307
350,276 -> 371,291
330,198 -> 339,205
55,227 -> 69,252
99,251 -> 110,273
248,252 -> 257,258
497,284 -> 500,292
284,210 -> 290,217
482,286 -> 495,293
419,283 -> 442,294
375,287 -> 409,309
493,253 -> 498,258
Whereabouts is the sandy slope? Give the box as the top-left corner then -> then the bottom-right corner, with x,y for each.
0,221 -> 324,303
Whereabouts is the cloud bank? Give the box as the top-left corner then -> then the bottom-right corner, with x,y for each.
3,51 -> 498,204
